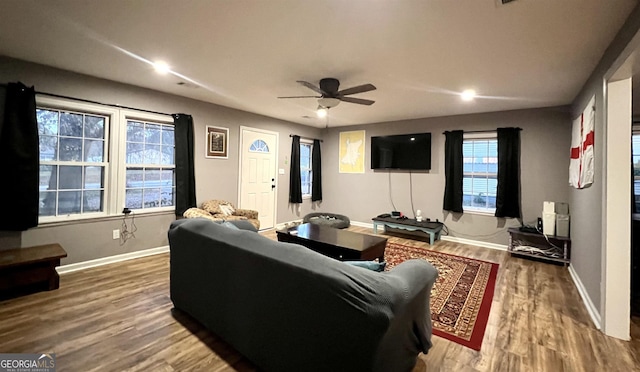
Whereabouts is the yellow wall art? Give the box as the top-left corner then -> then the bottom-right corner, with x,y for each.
339,130 -> 365,173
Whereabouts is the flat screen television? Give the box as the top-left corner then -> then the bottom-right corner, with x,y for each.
371,133 -> 431,170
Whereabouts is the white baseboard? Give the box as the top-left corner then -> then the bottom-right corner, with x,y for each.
568,264 -> 602,330
351,221 -> 507,251
440,236 -> 507,251
350,220 -> 374,228
56,245 -> 169,274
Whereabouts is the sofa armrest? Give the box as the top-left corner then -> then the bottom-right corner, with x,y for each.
381,258 -> 438,359
386,259 -> 438,291
234,208 -> 258,220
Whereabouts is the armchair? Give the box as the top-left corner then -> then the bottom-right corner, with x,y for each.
183,200 -> 260,230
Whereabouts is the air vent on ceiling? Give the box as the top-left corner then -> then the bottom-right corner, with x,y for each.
176,81 -> 199,89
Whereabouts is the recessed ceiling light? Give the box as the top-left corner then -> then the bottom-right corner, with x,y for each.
461,89 -> 476,101
153,61 -> 170,75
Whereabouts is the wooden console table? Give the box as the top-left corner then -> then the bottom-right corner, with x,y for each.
507,227 -> 570,265
372,217 -> 443,245
0,243 -> 67,297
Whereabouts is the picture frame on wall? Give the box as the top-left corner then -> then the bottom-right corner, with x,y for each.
339,130 -> 365,173
206,126 -> 229,159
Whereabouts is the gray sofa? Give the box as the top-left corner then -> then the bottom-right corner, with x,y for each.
168,219 -> 438,372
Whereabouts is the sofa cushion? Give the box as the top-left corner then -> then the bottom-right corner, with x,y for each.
344,260 -> 387,272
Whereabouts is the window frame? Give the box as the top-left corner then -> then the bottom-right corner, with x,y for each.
118,110 -> 176,214
35,96 -> 175,224
300,139 -> 313,199
36,97 -> 118,223
632,130 -> 640,212
462,132 -> 498,215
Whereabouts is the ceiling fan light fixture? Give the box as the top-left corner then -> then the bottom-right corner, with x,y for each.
316,107 -> 328,118
318,97 -> 340,108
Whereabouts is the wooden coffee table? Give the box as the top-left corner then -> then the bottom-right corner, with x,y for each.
276,223 -> 387,262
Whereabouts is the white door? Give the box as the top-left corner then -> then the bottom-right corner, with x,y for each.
239,127 -> 278,229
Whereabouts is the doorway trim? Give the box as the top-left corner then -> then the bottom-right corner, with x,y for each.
237,126 -> 279,229
601,77 -> 631,340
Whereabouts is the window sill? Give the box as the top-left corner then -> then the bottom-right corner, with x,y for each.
36,210 -> 175,228
463,209 -> 496,217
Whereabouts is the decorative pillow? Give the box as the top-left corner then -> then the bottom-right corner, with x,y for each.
344,261 -> 387,272
202,200 -> 235,214
219,204 -> 235,216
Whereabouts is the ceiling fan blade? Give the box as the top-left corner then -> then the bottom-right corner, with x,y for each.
277,95 -> 321,99
337,83 -> 376,96
297,80 -> 326,95
339,96 -> 375,106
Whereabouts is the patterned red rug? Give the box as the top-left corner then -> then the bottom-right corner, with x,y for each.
384,242 -> 499,351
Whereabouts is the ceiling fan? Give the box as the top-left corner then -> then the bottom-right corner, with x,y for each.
278,78 -> 376,111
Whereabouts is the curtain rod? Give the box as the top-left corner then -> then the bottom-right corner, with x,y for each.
442,128 -> 522,135
289,134 -> 323,142
0,83 -> 172,117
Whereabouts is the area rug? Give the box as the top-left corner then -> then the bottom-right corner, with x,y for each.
384,242 -> 499,351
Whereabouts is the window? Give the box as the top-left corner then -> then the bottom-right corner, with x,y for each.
37,107 -> 109,218
250,139 -> 269,152
36,97 -> 174,222
633,133 -> 640,211
300,141 -> 313,197
124,120 -> 176,210
462,133 -> 498,213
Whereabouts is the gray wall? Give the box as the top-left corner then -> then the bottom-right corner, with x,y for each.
0,55 -> 575,265
569,3 -> 640,312
320,107 -> 572,245
0,56 -> 321,263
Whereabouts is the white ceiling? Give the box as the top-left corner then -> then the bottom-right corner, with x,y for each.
0,0 -> 636,127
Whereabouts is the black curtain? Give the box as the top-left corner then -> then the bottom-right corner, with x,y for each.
173,114 -> 196,217
495,127 -> 521,218
311,139 -> 322,202
289,135 -> 302,203
443,130 -> 464,213
0,82 -> 39,230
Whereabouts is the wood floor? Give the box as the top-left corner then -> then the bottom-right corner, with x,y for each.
1,226 -> 639,371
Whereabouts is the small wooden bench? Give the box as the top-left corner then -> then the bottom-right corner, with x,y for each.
0,243 -> 67,297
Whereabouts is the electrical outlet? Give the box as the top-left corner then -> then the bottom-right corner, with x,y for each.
112,229 -> 120,240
